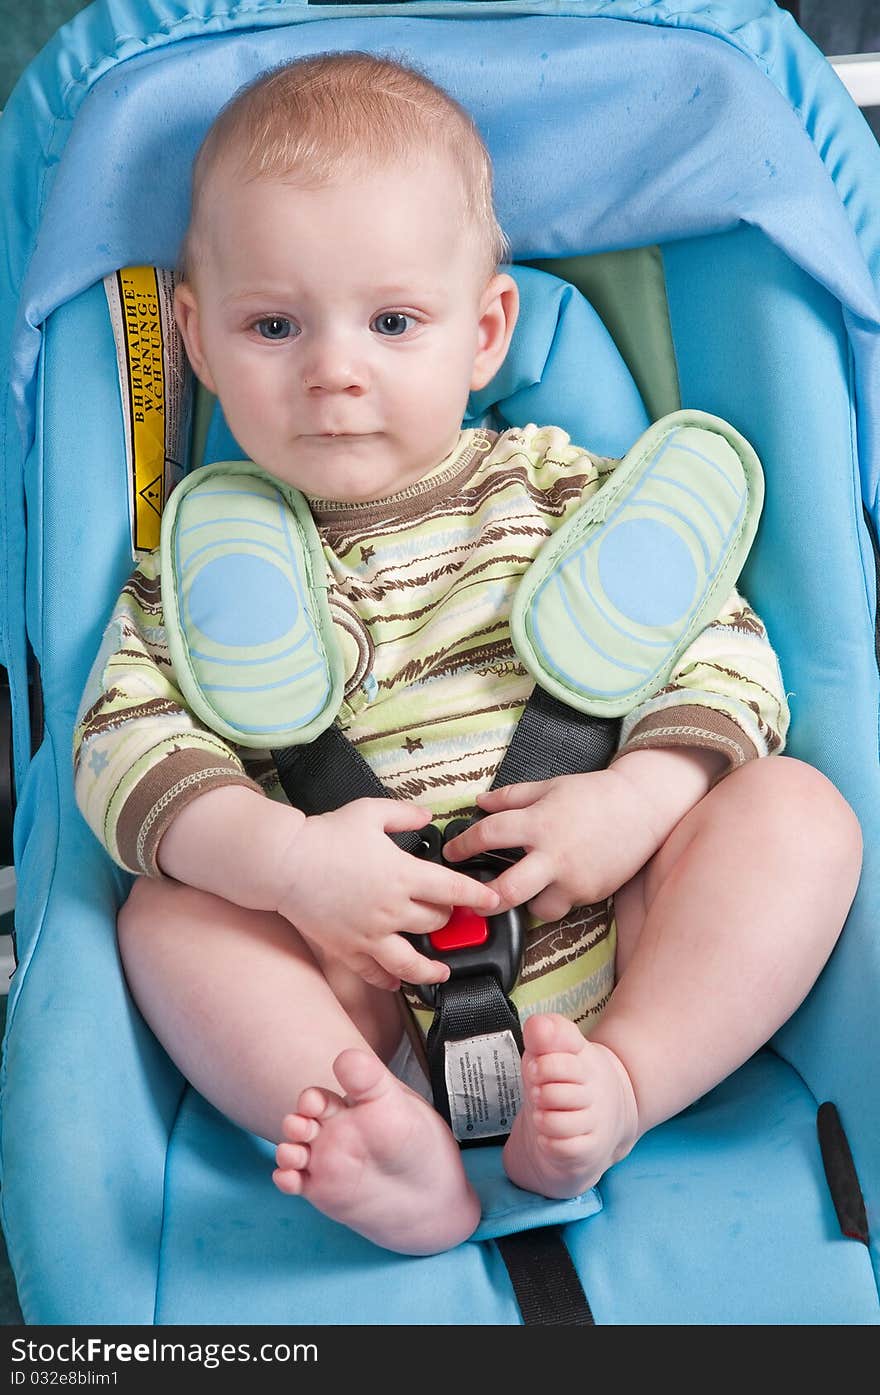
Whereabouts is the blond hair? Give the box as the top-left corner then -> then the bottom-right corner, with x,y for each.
179,51 -> 510,283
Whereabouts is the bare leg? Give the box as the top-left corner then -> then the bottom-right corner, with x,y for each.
117,879 -> 479,1253
503,756 -> 862,1197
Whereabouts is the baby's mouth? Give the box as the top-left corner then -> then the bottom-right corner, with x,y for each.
311,432 -> 375,441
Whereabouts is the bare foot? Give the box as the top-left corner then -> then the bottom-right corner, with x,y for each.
273,1048 -> 480,1254
502,1014 -> 639,1199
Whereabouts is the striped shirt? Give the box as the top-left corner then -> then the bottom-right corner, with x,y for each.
74,423 -> 789,1034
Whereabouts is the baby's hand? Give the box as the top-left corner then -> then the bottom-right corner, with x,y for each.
274,798 -> 500,990
442,769 -> 666,922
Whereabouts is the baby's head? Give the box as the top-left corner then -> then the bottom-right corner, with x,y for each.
175,52 -> 519,502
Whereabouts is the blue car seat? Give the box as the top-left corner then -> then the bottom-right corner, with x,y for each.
1,0 -> 879,1325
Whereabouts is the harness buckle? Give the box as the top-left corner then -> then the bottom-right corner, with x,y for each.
406,820 -> 525,1009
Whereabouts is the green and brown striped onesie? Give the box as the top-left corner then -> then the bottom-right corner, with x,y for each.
74,423 -> 789,1038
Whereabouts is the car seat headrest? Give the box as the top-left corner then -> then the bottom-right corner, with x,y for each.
466,264 -> 649,451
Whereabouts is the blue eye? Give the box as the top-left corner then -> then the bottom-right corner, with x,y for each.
372,312 -> 415,337
255,317 -> 295,341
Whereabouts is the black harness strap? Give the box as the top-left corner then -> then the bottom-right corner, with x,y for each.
817,1102 -> 869,1245
272,726 -> 426,853
425,973 -> 524,1144
494,686 -> 619,787
272,687 -> 619,835
495,1226 -> 596,1325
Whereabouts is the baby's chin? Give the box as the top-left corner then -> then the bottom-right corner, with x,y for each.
279,434 -> 442,504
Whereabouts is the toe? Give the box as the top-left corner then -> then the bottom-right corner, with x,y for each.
275,1142 -> 310,1170
332,1048 -> 393,1105
526,1051 -> 589,1086
523,1012 -> 585,1057
280,1113 -> 320,1144
538,1132 -> 594,1161
532,1106 -> 592,1139
296,1085 -> 344,1120
272,1167 -> 306,1196
533,1081 -> 589,1111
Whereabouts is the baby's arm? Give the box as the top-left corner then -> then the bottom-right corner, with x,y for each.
73,551 -> 265,877
75,554 -> 496,989
614,585 -> 789,770
157,785 -> 499,990
444,748 -> 723,919
446,585 -> 789,914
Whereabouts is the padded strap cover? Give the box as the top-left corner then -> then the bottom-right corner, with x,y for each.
511,411 -> 763,717
161,461 -> 344,748
162,412 -> 761,746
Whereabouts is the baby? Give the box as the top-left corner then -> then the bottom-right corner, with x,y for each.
74,51 -> 862,1257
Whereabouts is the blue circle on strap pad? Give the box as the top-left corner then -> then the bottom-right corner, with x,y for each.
597,518 -> 696,627
188,554 -> 298,647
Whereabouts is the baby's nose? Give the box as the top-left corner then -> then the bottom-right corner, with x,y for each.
303,337 -> 368,394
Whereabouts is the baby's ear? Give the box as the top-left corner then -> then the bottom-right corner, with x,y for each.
174,281 -> 217,393
471,272 -> 519,392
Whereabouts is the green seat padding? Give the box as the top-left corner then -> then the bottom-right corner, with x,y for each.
511,411 -> 763,717
163,413 -> 761,748
161,461 -> 344,748
528,246 -> 681,423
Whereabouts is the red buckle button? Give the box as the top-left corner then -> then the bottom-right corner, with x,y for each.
429,906 -> 489,952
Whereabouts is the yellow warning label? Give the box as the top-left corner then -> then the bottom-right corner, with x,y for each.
119,267 -> 166,550
104,266 -> 189,557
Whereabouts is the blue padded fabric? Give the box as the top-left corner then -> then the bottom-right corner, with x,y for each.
5,760 -> 185,1324
663,226 -> 880,1293
3,3 -> 880,788
466,264 -> 649,450
572,1052 -> 878,1325
149,1053 -> 876,1324
1,285 -> 186,1323
6,235 -> 879,1329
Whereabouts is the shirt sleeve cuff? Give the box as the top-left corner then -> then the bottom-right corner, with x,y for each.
612,704 -> 759,782
115,748 -> 265,877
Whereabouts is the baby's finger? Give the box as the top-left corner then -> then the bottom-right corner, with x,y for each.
442,810 -> 530,863
346,953 -> 402,993
377,801 -> 434,834
483,850 -> 555,912
405,900 -> 458,936
416,863 -> 500,912
376,935 -> 451,987
527,884 -> 575,924
476,781 -> 549,811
